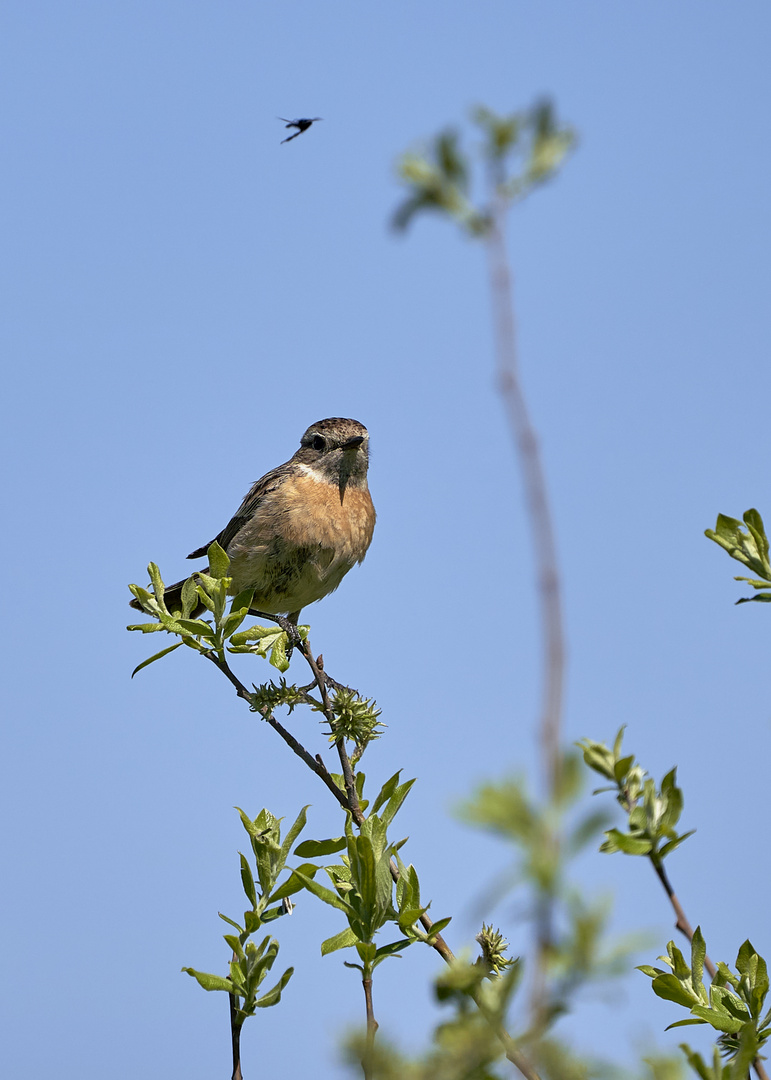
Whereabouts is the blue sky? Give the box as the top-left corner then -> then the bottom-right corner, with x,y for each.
2,3 -> 769,1077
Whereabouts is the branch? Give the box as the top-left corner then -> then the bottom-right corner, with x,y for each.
485,202 -> 565,797
361,974 -> 378,1080
228,985 -> 243,1080
298,641 -> 365,825
650,858 -> 716,979
485,193 -> 565,1034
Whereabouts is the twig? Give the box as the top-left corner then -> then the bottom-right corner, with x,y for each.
361,974 -> 378,1080
298,639 -> 365,826
228,986 -> 243,1080
485,191 -> 565,1033
650,858 -> 717,978
471,988 -> 543,1080
485,199 -> 565,797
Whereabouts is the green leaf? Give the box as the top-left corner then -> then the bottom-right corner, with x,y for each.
601,828 -> 652,855
222,610 -> 249,638
378,778 -> 416,828
321,927 -> 359,955
231,587 -> 256,612
224,934 -> 245,961
126,621 -> 166,634
279,806 -> 310,864
424,916 -> 452,939
731,1021 -> 760,1079
255,966 -> 294,1009
371,772 -> 402,815
658,831 -> 696,858
374,938 -> 413,963
356,941 -> 377,964
578,741 -> 616,781
397,906 -> 429,932
131,641 -> 183,678
175,618 -> 216,638
148,562 -> 167,607
218,912 -> 244,932
181,968 -> 234,993
240,854 -> 257,908
690,1005 -> 744,1034
613,755 -> 634,783
294,837 -> 347,858
181,576 -> 200,618
208,541 -> 230,580
677,1045 -> 719,1080
691,927 -> 707,1001
648,973 -> 699,1007
290,869 -> 356,915
268,633 -> 290,672
269,863 -> 320,903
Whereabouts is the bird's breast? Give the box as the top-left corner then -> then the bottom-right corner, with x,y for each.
224,472 -> 375,612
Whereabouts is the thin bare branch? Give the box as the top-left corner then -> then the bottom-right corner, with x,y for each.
485,203 -> 565,798
485,193 -> 565,1035
362,975 -> 378,1080
651,858 -> 717,979
228,987 -> 243,1080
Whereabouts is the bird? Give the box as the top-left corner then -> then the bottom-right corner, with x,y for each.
131,418 -> 375,625
279,116 -> 323,144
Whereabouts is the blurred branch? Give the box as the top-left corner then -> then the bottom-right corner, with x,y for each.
394,101 -> 575,1035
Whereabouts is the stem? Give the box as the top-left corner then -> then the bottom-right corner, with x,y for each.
485,204 -> 565,797
650,858 -> 717,978
485,194 -> 565,1032
471,988 -> 543,1080
299,640 -> 365,826
228,989 -> 243,1080
361,970 -> 378,1080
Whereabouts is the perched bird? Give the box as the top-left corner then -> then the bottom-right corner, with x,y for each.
131,418 -> 375,624
279,116 -> 323,144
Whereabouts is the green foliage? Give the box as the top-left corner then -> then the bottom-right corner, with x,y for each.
639,931 -> 770,1072
342,952 -> 524,1080
579,729 -> 694,863
457,756 -> 640,1037
289,772 -> 449,980
229,621 -> 309,673
182,806 -> 310,1031
128,546 -> 304,674
393,101 -> 575,236
705,508 -> 771,603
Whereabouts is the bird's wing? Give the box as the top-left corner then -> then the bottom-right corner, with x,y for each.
187,465 -> 291,559
281,129 -> 303,143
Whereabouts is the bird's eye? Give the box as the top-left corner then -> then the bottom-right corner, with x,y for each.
312,435 -> 326,451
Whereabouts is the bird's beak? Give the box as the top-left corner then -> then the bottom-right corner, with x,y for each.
343,436 -> 365,449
